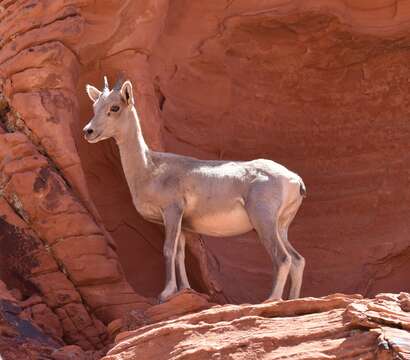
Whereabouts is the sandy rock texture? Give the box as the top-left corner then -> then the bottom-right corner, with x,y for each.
103,293 -> 410,360
2,0 -> 410,351
0,279 -> 99,359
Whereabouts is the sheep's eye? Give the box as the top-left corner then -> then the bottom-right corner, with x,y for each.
110,105 -> 120,112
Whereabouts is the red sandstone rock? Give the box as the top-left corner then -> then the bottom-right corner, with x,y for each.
104,294 -> 410,360
3,0 -> 405,305
123,289 -> 213,330
2,0 -> 410,356
400,293 -> 410,312
0,280 -> 17,303
51,345 -> 89,360
107,319 -> 124,342
3,0 -> 410,315
0,282 -> 63,359
19,294 -> 44,309
30,303 -> 64,340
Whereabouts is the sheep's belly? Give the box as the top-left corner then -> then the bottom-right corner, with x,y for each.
185,206 -> 253,237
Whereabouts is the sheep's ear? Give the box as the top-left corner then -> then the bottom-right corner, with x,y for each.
86,84 -> 101,102
120,80 -> 134,105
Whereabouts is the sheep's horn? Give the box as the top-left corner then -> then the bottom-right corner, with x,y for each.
103,76 -> 110,95
113,76 -> 125,91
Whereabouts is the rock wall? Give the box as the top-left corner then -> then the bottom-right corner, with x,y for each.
148,0 -> 410,303
1,0 -> 410,349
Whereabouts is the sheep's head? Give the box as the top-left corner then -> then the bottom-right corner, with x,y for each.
83,76 -> 134,143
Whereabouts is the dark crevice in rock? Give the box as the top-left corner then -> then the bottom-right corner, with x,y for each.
154,81 -> 166,111
0,94 -> 10,131
159,92 -> 166,111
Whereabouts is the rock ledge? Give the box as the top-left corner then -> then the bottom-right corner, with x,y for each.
104,292 -> 410,360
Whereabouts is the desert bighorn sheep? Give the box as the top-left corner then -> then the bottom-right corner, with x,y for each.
83,77 -> 307,303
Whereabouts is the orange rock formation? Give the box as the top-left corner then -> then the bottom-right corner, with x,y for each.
1,0 -> 410,357
104,293 -> 410,360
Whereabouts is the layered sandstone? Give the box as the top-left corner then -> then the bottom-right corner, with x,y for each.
104,293 -> 410,360
2,0 -> 410,353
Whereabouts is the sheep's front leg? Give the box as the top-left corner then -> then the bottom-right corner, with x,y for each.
176,231 -> 191,290
159,204 -> 183,303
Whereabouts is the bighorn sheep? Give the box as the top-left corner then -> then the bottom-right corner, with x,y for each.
83,77 -> 306,303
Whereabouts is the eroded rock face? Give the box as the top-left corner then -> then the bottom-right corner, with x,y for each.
0,280 -> 62,359
2,0 -> 410,351
103,293 -> 410,360
149,1 -> 410,303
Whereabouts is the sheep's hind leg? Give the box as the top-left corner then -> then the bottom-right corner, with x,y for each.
246,194 -> 291,300
279,224 -> 304,299
279,199 -> 305,299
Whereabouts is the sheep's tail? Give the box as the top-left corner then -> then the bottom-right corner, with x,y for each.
299,178 -> 307,198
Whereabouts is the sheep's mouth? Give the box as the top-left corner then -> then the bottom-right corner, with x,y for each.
84,131 -> 104,143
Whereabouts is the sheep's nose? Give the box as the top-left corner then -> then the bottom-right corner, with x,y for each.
83,127 -> 94,136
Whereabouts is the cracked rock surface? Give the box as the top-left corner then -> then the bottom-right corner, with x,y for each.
103,293 -> 410,360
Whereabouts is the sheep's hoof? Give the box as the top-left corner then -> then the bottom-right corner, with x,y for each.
158,290 -> 176,304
